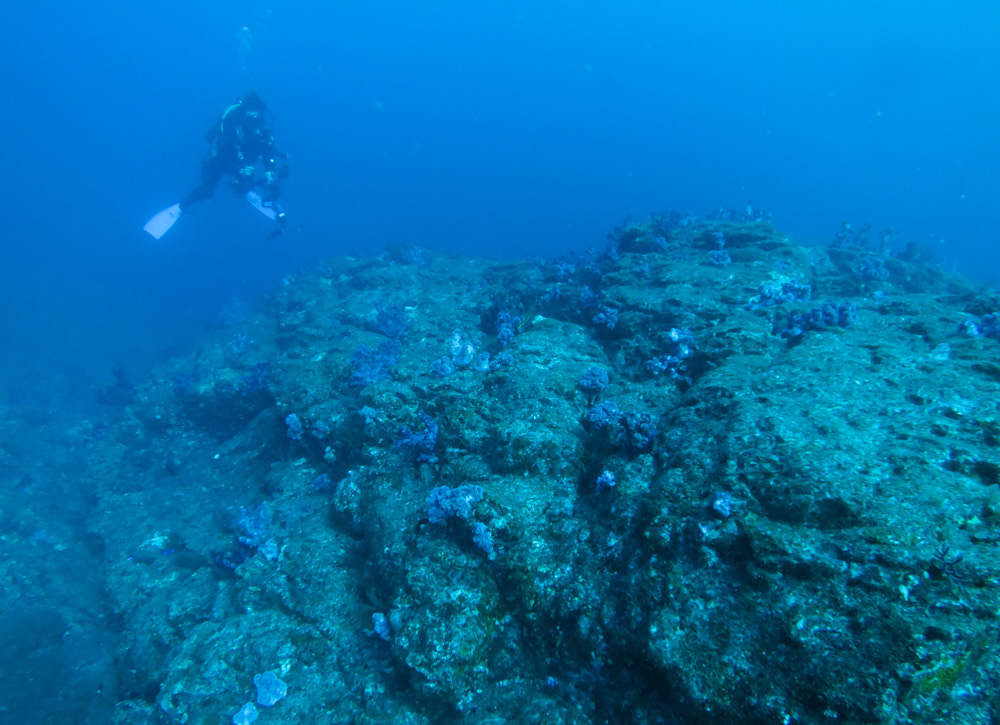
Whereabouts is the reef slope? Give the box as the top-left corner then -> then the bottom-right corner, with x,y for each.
94,218 -> 1000,724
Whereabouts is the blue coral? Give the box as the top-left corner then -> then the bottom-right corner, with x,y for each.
496,311 -> 522,348
596,470 -> 616,492
778,302 -> 857,339
395,411 -> 439,463
744,280 -> 812,310
593,305 -> 620,331
427,484 -> 484,524
370,302 -> 411,339
618,411 -> 659,453
586,400 -> 621,429
472,521 -> 495,557
579,366 -> 610,394
349,339 -> 401,386
430,356 -> 456,377
647,328 -> 695,384
285,413 -> 304,440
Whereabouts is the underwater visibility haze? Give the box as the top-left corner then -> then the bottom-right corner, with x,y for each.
1,1 -> 1000,723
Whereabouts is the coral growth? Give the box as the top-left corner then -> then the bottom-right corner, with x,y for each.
79,214 -> 1000,724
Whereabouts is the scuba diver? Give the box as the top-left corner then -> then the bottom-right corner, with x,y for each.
144,91 -> 288,239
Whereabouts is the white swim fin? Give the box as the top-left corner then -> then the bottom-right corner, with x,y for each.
246,190 -> 285,222
143,203 -> 182,239
245,190 -> 278,220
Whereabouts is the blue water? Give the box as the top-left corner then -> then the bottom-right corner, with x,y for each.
2,1 -> 998,403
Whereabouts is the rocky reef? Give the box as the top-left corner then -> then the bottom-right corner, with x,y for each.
87,216 -> 1000,723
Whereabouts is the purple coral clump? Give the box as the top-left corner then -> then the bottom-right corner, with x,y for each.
496,311 -> 523,348
778,302 -> 857,339
427,484 -> 483,524
285,413 -> 303,440
618,411 -> 659,453
489,352 -> 514,371
472,521 -> 495,557
647,328 -> 695,383
579,366 -> 610,394
593,305 -> 620,331
370,302 -> 411,339
395,411 -> 439,463
707,249 -> 731,267
350,339 -> 401,386
235,502 -> 272,550
372,612 -> 391,641
744,280 -> 812,310
253,671 -> 288,707
586,400 -> 621,429
586,401 -> 658,453
232,702 -> 259,725
430,356 -> 456,377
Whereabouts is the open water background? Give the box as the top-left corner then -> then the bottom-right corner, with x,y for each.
2,1 -> 998,407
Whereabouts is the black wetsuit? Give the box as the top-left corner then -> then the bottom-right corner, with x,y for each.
180,102 -> 287,211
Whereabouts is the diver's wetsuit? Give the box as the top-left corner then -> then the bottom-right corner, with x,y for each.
180,98 -> 287,212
